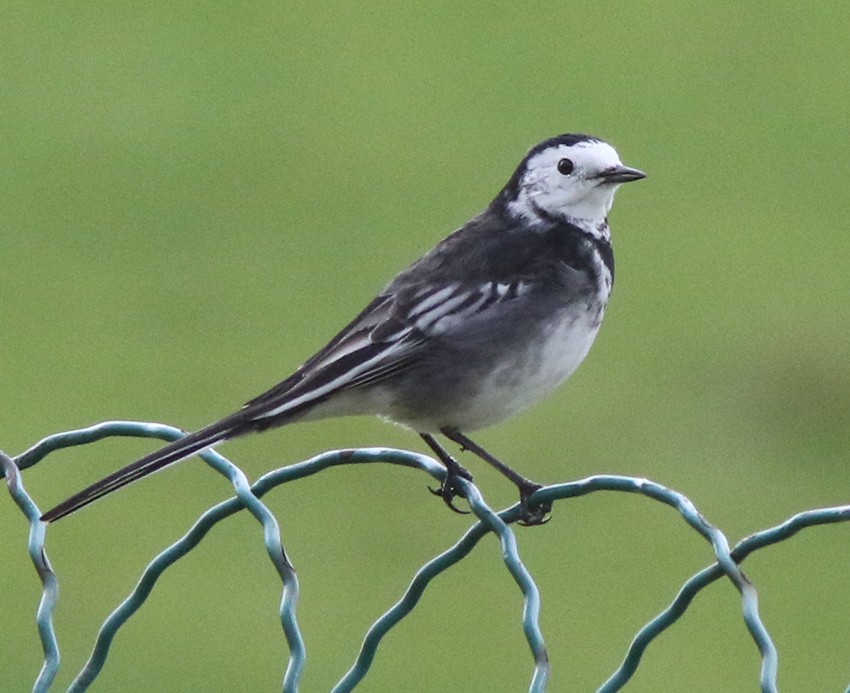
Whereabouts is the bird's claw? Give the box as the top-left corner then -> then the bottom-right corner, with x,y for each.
517,506 -> 552,526
428,482 -> 470,514
517,484 -> 552,527
429,463 -> 473,515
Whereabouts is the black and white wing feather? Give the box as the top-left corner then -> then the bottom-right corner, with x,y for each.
243,277 -> 531,422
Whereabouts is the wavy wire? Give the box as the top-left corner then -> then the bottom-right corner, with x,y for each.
4,421 -> 850,691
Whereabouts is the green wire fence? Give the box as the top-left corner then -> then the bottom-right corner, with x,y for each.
3,421 -> 849,692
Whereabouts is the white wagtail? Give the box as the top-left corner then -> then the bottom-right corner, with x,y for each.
42,134 -> 644,524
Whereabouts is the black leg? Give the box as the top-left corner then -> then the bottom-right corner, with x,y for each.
419,432 -> 473,515
440,429 -> 551,526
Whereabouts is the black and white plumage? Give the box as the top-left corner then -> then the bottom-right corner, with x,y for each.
42,134 -> 644,523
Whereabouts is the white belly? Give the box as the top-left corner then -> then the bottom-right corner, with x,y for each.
455,311 -> 602,430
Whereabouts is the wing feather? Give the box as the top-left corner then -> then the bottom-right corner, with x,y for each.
242,279 -> 529,422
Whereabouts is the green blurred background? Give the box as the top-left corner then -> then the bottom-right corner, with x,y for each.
3,2 -> 849,691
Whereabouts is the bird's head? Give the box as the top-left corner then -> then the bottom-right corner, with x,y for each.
500,134 -> 645,227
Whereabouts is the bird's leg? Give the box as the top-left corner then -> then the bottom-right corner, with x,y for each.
419,432 -> 473,515
441,429 -> 551,526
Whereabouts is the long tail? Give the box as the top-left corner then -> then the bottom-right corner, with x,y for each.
40,414 -> 248,522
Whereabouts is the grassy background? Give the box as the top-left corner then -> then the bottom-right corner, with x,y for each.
3,2 -> 849,691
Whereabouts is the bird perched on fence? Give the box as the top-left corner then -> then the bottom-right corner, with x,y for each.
42,133 -> 644,525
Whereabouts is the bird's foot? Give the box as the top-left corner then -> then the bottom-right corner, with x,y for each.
428,460 -> 473,515
517,482 -> 551,527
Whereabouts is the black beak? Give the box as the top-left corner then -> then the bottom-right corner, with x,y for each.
596,165 -> 646,184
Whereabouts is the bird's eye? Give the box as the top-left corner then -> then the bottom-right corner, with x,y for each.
557,158 -> 575,175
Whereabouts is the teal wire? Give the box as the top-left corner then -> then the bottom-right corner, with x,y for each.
10,422 -> 850,691
19,423 -> 548,692
330,479 -> 542,692
532,477 -> 778,691
464,482 -> 549,692
14,422 -> 301,693
599,503 -> 850,692
1,451 -> 60,692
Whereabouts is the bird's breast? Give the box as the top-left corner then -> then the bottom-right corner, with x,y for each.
384,242 -> 613,434
391,297 -> 606,433
480,302 -> 605,417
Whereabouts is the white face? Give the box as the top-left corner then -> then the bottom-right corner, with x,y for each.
507,139 -> 630,225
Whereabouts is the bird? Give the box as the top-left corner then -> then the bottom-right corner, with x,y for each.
41,133 -> 644,525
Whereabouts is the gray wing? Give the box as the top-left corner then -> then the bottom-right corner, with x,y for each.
240,279 -> 530,422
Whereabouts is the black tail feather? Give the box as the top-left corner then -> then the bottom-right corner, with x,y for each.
40,416 -> 244,522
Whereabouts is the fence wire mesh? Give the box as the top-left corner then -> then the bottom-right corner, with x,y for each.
4,421 -> 849,692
